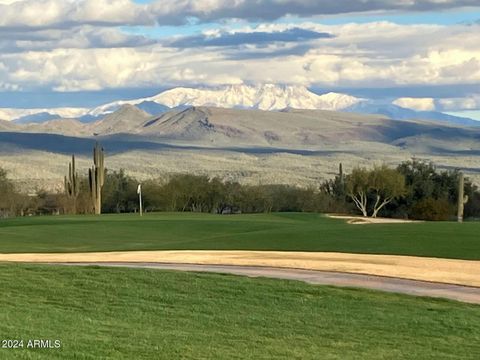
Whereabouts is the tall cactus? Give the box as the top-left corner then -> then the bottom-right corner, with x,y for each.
337,162 -> 346,198
457,172 -> 469,223
64,154 -> 80,214
339,163 -> 345,186
89,143 -> 105,215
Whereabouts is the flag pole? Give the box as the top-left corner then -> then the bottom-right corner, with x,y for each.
137,184 -> 143,217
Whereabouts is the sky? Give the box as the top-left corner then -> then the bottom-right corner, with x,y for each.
0,0 -> 480,119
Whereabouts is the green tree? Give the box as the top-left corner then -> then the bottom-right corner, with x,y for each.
395,159 -> 479,220
102,170 -> 138,213
0,168 -> 18,218
345,167 -> 370,217
345,166 -> 406,218
370,165 -> 406,218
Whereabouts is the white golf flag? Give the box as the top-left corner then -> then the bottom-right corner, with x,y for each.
137,184 -> 142,194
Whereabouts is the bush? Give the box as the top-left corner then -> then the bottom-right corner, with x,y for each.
465,192 -> 480,220
140,174 -> 343,214
0,168 -> 28,218
411,198 -> 452,221
102,170 -> 138,213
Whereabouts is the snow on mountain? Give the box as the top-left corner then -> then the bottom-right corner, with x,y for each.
145,84 -> 478,126
87,99 -> 146,117
1,84 -> 478,128
149,84 -> 362,111
85,84 -> 362,118
1,85 -> 360,124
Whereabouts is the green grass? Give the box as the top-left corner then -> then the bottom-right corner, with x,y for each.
0,212 -> 479,259
0,213 -> 480,260
0,264 -> 478,359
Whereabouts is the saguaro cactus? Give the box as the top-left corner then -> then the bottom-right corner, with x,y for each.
337,162 -> 346,199
89,143 -> 105,215
64,154 -> 80,214
339,163 -> 345,185
457,172 -> 469,223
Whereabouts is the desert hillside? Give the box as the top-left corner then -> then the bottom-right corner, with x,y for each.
1,106 -> 479,192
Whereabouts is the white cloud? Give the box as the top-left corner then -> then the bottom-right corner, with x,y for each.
0,19 -> 480,106
0,0 -> 154,29
0,82 -> 21,91
392,96 -> 480,112
0,26 -> 156,53
0,106 -> 88,121
0,0 -> 479,30
393,98 -> 436,111
439,96 -> 480,111
0,45 -> 241,92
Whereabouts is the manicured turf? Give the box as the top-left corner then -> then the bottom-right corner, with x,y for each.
0,264 -> 478,360
0,213 -> 479,259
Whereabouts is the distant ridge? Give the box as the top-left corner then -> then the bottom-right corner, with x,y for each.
2,105 -> 480,193
346,102 -> 480,127
89,104 -> 151,135
2,106 -> 480,154
0,84 -> 478,127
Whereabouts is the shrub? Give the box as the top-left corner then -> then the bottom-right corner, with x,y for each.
410,198 -> 452,221
465,192 -> 480,220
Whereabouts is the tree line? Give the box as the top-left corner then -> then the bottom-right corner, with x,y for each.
323,159 -> 480,220
1,158 -> 480,220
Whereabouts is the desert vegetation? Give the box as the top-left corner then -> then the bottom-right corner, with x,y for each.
1,152 -> 480,220
324,159 -> 480,221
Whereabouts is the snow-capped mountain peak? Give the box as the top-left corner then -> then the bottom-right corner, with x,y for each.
1,84 -> 478,128
79,84 -> 362,119
148,84 -> 362,111
0,84 -> 363,122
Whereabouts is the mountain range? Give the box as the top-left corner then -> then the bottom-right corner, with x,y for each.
2,104 -> 480,153
2,100 -> 480,192
0,84 -> 478,127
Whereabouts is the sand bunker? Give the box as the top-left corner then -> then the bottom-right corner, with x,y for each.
328,215 -> 421,225
0,251 -> 478,287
